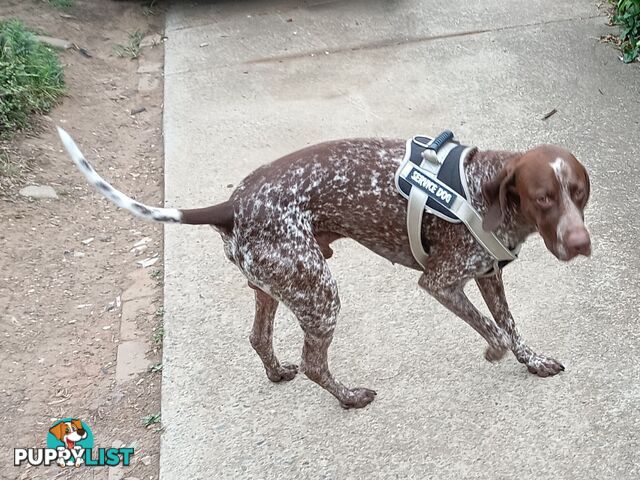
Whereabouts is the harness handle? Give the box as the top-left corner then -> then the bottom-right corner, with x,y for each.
426,130 -> 454,152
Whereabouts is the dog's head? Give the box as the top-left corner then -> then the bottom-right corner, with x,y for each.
49,419 -> 87,448
482,145 -> 591,261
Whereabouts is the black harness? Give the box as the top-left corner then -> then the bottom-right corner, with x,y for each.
395,131 -> 519,275
397,135 -> 471,223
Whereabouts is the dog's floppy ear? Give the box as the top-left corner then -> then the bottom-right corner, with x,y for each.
49,422 -> 67,441
482,160 -> 517,231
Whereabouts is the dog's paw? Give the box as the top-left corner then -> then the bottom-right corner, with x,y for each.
484,345 -> 508,362
519,353 -> 564,377
266,363 -> 298,383
339,387 -> 377,409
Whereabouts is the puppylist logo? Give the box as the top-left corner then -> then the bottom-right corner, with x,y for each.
14,418 -> 134,468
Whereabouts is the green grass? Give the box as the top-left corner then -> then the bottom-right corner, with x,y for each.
152,321 -> 164,344
143,0 -> 159,17
0,145 -> 30,191
610,0 -> 640,62
148,362 -> 163,373
0,19 -> 65,136
47,0 -> 74,9
114,30 -> 144,59
0,150 -> 18,178
142,412 -> 161,427
150,268 -> 163,282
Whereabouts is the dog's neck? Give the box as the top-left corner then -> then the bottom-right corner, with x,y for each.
465,149 -> 537,249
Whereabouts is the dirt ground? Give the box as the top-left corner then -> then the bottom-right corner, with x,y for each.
1,1 -> 168,478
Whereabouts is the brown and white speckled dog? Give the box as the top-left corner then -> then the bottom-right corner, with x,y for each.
58,128 -> 591,409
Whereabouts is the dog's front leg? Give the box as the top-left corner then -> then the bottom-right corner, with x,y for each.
418,272 -> 511,360
475,272 -> 564,377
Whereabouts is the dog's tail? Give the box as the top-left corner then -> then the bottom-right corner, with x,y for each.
57,127 -> 233,231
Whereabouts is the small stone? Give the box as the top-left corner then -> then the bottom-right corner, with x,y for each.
136,256 -> 159,268
140,33 -> 162,48
36,35 -> 72,49
132,237 -> 152,248
81,237 -> 94,245
140,456 -> 151,466
199,42 -> 209,47
130,245 -> 147,256
105,296 -> 121,312
19,185 -> 58,199
137,61 -> 163,74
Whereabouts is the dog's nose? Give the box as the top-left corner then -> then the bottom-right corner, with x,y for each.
565,228 -> 591,257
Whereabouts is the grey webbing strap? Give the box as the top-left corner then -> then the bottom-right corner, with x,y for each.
406,188 -> 430,269
448,197 -> 517,262
406,140 -> 457,270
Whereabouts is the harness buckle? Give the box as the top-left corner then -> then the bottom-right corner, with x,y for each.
422,148 -> 441,165
421,130 -> 454,165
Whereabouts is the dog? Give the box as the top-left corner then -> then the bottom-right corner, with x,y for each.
57,127 -> 591,409
48,419 -> 87,466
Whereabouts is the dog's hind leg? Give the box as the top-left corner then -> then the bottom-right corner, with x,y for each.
242,234 -> 376,409
249,286 -> 298,382
288,270 -> 376,409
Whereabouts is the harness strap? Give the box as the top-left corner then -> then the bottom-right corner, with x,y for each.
406,188 -> 430,269
406,134 -> 457,269
448,195 -> 517,262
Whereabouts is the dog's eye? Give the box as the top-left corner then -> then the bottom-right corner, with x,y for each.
572,188 -> 585,201
536,195 -> 552,208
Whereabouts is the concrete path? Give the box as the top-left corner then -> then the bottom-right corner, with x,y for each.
162,1 -> 640,478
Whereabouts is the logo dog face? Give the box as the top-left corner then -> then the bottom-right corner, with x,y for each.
48,419 -> 87,449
